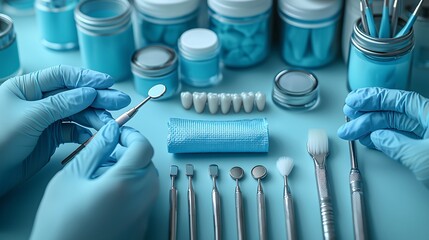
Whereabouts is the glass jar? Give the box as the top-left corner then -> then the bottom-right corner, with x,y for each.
134,0 -> 199,49
0,14 -> 22,83
208,0 -> 272,68
278,0 -> 342,68
35,0 -> 79,50
75,0 -> 135,82
348,17 -> 414,90
178,28 -> 221,87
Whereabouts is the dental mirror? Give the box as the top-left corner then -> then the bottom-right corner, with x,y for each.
230,166 -> 244,181
148,84 -> 167,99
251,165 -> 267,180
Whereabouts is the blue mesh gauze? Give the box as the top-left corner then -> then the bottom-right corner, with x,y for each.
167,118 -> 269,153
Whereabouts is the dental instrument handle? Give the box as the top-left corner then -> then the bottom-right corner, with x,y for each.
379,0 -> 391,38
188,179 -> 197,240
235,185 -> 245,240
391,0 -> 399,35
359,1 -> 370,34
363,0 -> 378,37
257,182 -> 267,240
350,169 -> 368,240
212,186 -> 222,240
395,0 -> 423,37
61,135 -> 94,165
284,181 -> 297,240
315,165 -> 336,240
169,186 -> 178,240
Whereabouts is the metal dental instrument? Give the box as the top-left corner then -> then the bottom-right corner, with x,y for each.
186,164 -> 197,240
252,165 -> 268,240
362,0 -> 378,37
391,0 -> 399,36
230,167 -> 245,240
169,165 -> 179,240
360,1 -> 370,35
346,117 -> 368,240
395,0 -> 424,37
209,164 -> 222,240
61,84 -> 167,165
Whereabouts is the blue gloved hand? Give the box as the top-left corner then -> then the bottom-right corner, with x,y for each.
338,87 -> 429,187
0,65 -> 131,197
30,121 -> 159,240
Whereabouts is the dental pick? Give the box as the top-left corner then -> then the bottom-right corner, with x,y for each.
395,0 -> 424,37
186,164 -> 197,240
209,164 -> 222,240
61,84 -> 167,165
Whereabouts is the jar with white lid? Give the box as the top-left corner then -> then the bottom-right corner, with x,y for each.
278,0 -> 343,68
134,0 -> 200,49
0,14 -> 22,83
208,0 -> 272,68
178,28 -> 222,87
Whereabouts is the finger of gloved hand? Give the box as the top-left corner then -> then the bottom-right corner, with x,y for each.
345,87 -> 429,125
357,134 -> 376,149
58,122 -> 93,144
337,111 -> 424,140
5,65 -> 114,101
67,120 -> 119,178
67,109 -> 113,130
91,146 -> 126,177
343,104 -> 365,119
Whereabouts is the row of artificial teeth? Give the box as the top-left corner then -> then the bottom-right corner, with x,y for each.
181,91 -> 266,114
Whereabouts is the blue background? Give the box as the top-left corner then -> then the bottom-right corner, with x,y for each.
1,11 -> 429,240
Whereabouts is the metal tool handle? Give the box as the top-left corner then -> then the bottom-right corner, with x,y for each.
235,187 -> 245,240
350,169 -> 368,240
169,188 -> 177,240
61,135 -> 94,165
188,187 -> 197,240
284,193 -> 297,240
212,188 -> 221,240
315,166 -> 335,240
257,191 -> 267,240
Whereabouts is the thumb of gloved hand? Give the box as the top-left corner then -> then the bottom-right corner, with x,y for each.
371,129 -> 429,188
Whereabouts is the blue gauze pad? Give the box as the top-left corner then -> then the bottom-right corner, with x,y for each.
167,118 -> 269,153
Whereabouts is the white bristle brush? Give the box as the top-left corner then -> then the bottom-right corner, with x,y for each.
276,156 -> 297,240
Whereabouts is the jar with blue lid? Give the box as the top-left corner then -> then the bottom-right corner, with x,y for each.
178,28 -> 222,87
0,14 -> 22,83
35,0 -> 79,51
208,0 -> 272,68
131,45 -> 179,100
348,17 -> 414,90
134,0 -> 199,49
278,0 -> 342,68
74,0 -> 135,82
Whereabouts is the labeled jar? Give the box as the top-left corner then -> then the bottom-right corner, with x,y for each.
75,0 -> 135,81
348,17 -> 414,90
35,0 -> 79,50
0,14 -> 22,83
134,0 -> 199,49
208,0 -> 272,68
278,0 -> 342,68
131,45 -> 179,100
178,28 -> 222,87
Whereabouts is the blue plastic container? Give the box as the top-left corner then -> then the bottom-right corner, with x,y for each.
178,28 -> 222,87
208,0 -> 272,68
278,0 -> 342,68
131,45 -> 179,100
134,0 -> 199,49
348,17 -> 414,90
35,0 -> 79,50
75,0 -> 135,82
0,14 -> 21,83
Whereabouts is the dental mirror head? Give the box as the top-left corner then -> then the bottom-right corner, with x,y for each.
148,84 -> 167,99
251,165 -> 267,180
230,166 -> 244,181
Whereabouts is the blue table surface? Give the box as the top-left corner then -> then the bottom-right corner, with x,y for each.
2,13 -> 429,240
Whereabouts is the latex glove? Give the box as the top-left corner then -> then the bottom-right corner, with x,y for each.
30,121 -> 159,240
0,65 -> 131,197
338,87 -> 429,187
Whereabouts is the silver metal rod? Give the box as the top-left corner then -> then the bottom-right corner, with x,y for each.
257,180 -> 267,240
235,183 -> 245,240
284,177 -> 297,240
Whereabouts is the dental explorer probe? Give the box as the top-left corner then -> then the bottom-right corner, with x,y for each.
252,165 -> 268,240
169,165 -> 178,240
61,84 -> 166,165
186,164 -> 197,240
346,117 -> 368,240
209,164 -> 222,240
230,167 -> 245,240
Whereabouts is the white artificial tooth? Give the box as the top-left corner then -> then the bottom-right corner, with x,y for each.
255,91 -> 266,111
181,92 -> 193,110
207,93 -> 219,114
241,92 -> 254,113
193,92 -> 207,113
232,93 -> 242,113
220,93 -> 232,114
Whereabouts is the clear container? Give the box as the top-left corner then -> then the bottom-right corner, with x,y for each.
208,0 -> 272,68
131,45 -> 179,100
2,0 -> 35,16
35,0 -> 79,50
0,14 -> 22,83
348,17 -> 414,90
278,0 -> 343,68
134,0 -> 199,49
178,28 -> 221,87
75,0 -> 135,82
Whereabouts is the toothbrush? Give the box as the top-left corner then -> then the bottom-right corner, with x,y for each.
360,1 -> 370,35
391,0 -> 399,36
379,0 -> 391,38
169,165 -> 178,240
307,129 -> 335,240
276,157 -> 297,240
361,0 -> 378,37
395,0 -> 424,37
